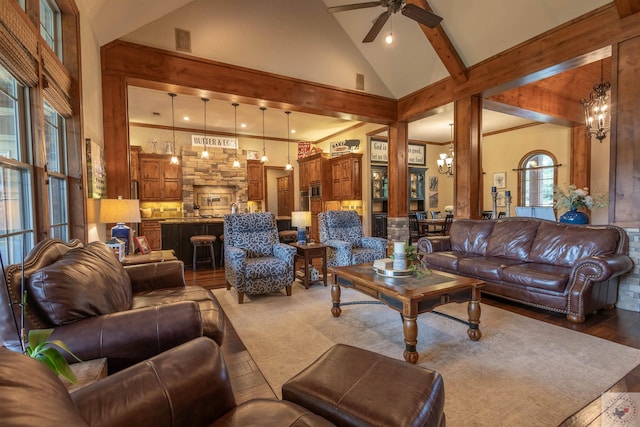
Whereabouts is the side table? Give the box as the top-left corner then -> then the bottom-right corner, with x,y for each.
61,357 -> 108,393
290,243 -> 328,289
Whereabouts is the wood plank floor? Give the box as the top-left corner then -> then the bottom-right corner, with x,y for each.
185,266 -> 640,425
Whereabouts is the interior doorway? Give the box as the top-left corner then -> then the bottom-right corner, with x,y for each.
264,167 -> 294,217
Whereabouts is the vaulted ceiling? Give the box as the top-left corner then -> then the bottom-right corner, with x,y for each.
76,0 -> 629,142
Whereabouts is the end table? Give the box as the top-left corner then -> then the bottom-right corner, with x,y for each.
290,243 -> 328,289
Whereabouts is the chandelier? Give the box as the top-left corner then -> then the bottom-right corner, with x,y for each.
437,123 -> 454,177
580,60 -> 611,142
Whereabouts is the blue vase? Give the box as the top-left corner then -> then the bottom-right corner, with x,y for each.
559,208 -> 589,224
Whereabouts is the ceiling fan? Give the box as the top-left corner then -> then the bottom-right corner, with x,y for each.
328,0 -> 442,43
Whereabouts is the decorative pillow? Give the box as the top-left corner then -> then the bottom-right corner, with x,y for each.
27,242 -> 132,326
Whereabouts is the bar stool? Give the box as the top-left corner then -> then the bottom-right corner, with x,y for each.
190,235 -> 216,271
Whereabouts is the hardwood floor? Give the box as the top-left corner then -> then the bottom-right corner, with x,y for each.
185,267 -> 640,424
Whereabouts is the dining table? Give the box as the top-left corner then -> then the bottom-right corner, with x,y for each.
418,218 -> 447,235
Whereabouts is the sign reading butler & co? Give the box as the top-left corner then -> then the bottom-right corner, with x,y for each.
192,135 -> 238,149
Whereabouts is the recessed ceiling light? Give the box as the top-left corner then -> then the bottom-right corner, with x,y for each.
241,123 -> 247,128
291,129 -> 296,134
183,116 -> 190,121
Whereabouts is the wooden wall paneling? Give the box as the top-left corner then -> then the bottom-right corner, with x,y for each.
387,121 -> 408,218
570,125 -> 590,190
101,73 -> 130,199
611,35 -> 640,225
453,96 -> 482,219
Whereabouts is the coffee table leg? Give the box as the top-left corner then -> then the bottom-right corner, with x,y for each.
331,280 -> 342,317
402,315 -> 419,364
467,286 -> 482,341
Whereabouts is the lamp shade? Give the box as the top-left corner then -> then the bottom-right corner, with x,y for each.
291,211 -> 311,228
99,198 -> 141,224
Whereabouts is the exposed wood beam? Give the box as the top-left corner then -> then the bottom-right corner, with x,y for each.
406,0 -> 468,84
614,0 -> 640,18
398,4 -> 640,122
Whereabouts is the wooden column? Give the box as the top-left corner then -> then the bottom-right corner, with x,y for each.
387,121 -> 409,242
570,124 -> 591,190
611,35 -> 640,227
454,96 -> 483,219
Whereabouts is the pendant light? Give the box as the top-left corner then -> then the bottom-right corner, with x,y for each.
201,97 -> 209,159
284,111 -> 293,171
581,59 -> 611,141
232,103 -> 240,168
260,107 -> 268,163
168,92 -> 179,165
437,123 -> 454,177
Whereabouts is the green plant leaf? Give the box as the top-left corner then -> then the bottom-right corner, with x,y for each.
26,329 -> 81,383
34,347 -> 77,383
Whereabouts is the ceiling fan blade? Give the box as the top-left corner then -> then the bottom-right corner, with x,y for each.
401,3 -> 442,28
327,2 -> 382,13
362,11 -> 390,43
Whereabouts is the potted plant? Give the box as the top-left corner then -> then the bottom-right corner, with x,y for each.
554,185 -> 608,224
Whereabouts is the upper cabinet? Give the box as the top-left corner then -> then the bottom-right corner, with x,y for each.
130,146 -> 141,182
330,153 -> 362,201
247,160 -> 264,201
408,167 -> 426,212
140,154 -> 182,201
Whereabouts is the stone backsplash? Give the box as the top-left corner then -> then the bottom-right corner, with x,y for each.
180,146 -> 249,216
618,227 -> 640,312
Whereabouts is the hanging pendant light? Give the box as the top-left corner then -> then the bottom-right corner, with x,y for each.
580,60 -> 611,142
201,97 -> 209,159
284,111 -> 293,171
437,123 -> 454,177
260,107 -> 268,163
168,93 -> 179,165
232,103 -> 240,168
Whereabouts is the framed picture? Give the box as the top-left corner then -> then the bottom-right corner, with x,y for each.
408,143 -> 426,166
496,191 -> 506,207
135,236 -> 151,254
493,172 -> 506,189
370,138 -> 388,163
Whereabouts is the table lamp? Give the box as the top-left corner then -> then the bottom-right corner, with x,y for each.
291,211 -> 311,245
99,196 -> 141,255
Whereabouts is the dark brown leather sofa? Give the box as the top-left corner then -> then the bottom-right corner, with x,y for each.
0,337 -> 445,427
0,239 -> 225,371
417,218 -> 633,323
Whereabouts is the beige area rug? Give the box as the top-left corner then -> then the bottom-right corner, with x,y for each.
213,285 -> 640,426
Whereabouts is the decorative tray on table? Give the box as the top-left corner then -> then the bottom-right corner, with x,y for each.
372,258 -> 414,278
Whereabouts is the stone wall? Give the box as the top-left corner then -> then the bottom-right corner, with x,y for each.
617,227 -> 640,312
180,147 -> 248,216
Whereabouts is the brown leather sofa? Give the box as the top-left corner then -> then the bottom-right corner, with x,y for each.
0,337 -> 445,427
0,239 -> 225,371
417,217 -> 633,323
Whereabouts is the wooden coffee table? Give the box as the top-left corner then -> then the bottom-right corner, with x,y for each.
330,263 -> 484,363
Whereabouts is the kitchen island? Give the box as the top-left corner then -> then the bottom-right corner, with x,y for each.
161,216 -> 292,269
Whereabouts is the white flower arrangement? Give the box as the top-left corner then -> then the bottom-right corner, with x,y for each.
554,184 -> 608,211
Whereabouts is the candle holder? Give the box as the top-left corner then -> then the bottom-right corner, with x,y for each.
505,191 -> 512,217
491,188 -> 498,219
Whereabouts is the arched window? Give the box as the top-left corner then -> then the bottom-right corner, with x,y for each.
519,151 -> 556,207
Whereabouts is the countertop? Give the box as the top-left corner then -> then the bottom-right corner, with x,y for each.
159,215 -> 291,224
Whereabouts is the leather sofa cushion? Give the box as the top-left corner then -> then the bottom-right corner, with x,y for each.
458,256 -> 524,281
423,251 -> 478,271
502,262 -> 571,292
528,222 -> 619,268
486,220 -> 540,261
449,220 -> 495,255
28,242 -> 132,326
212,399 -> 335,427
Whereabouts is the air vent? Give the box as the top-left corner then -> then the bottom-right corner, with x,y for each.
175,28 -> 191,52
356,73 -> 364,91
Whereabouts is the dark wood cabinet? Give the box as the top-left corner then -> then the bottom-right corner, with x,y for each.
139,154 -> 182,201
372,213 -> 388,238
161,221 -> 225,268
247,160 -> 264,200
330,153 -> 362,200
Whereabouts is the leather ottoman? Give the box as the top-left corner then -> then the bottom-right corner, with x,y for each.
282,344 -> 445,427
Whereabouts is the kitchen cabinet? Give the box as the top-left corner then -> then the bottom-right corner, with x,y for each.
309,157 -> 322,184
409,167 -> 426,212
247,160 -> 264,200
299,161 -> 310,191
140,220 -> 162,251
330,153 -> 362,200
161,221 -> 224,268
130,146 -> 141,182
139,154 -> 182,201
310,198 -> 323,243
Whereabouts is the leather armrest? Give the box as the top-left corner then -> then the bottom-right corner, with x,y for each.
125,260 -> 186,292
417,236 -> 451,254
51,301 -> 203,372
72,337 -> 236,427
572,254 -> 634,283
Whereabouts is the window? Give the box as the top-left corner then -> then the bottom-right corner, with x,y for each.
43,102 -> 68,240
519,152 -> 556,207
0,65 -> 34,264
39,0 -> 62,58
17,0 -> 25,10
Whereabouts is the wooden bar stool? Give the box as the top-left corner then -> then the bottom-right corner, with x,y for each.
190,235 -> 217,271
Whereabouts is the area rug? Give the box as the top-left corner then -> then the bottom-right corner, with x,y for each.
213,285 -> 640,426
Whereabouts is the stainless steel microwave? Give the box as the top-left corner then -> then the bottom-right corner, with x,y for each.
310,184 -> 321,198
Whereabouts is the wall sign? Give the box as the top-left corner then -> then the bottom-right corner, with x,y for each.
191,135 -> 238,149
408,143 -> 426,166
370,139 -> 388,163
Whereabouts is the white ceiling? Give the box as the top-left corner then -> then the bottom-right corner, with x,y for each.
77,0 -> 611,143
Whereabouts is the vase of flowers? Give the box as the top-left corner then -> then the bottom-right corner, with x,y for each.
554,185 -> 607,224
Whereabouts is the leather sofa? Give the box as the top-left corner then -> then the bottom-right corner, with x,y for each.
0,239 -> 225,371
417,217 -> 633,323
0,337 -> 445,427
